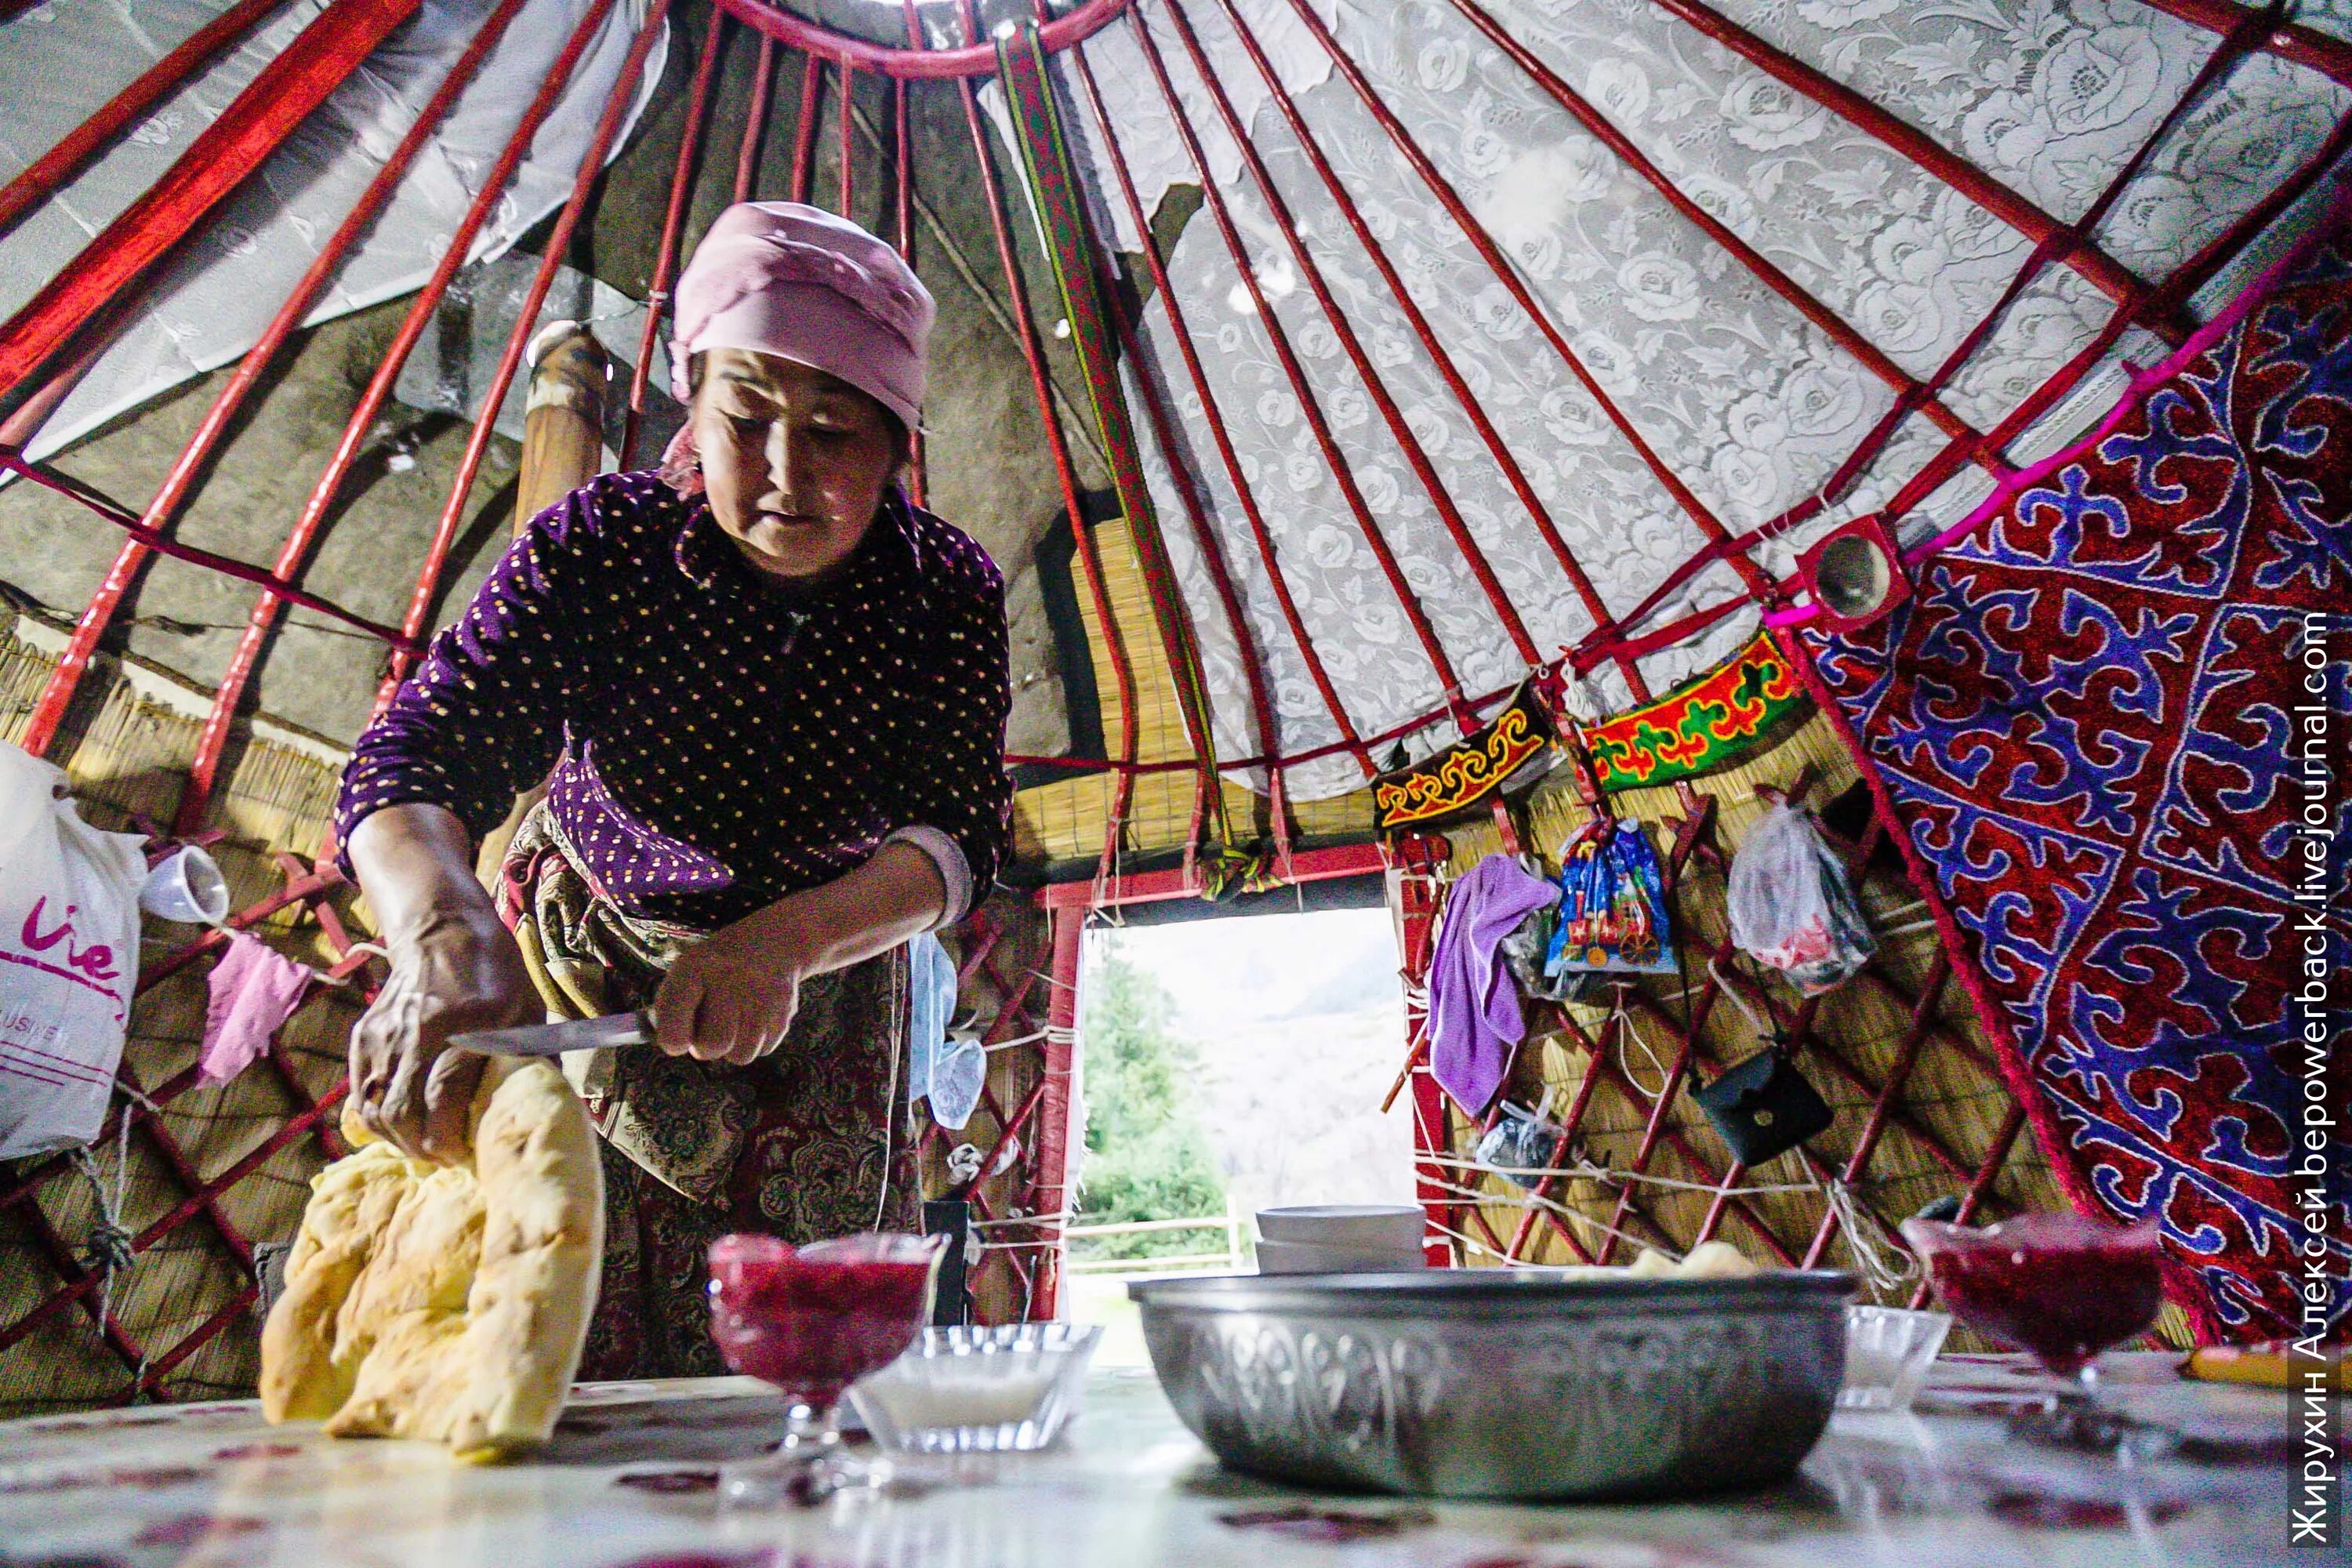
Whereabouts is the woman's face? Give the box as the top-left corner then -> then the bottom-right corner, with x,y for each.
694,348 -> 901,583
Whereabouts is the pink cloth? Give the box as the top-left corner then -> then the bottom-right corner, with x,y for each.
659,201 -> 935,488
1426,855 -> 1559,1116
199,932 -> 313,1085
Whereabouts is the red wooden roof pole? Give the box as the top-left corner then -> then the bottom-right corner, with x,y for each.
1129,10 -> 1475,727
949,2 -> 1140,873
789,51 -> 823,201
1106,262 -> 1298,851
1573,20 -> 2301,682
1730,11 -> 2325,577
734,32 -> 779,201
162,0 -> 638,834
1070,41 -> 1359,804
1247,296 -> 2345,766
365,3 -> 675,709
0,298 -> 129,448
898,2 -> 922,254
2139,0 -> 2352,87
1596,5 -> 2312,645
1112,303 -> 1304,824
1441,0 -> 1990,463
16,0 -> 536,760
620,2 -> 729,470
0,455 -> 417,647
838,64 -> 857,219
1586,76 -> 2347,665
1156,0 -> 1542,672
1025,905 -> 1083,1319
1642,0 -> 2161,318
1759,0 -> 2287,543
1872,96 -> 2352,535
1272,14 -> 1642,702
719,0 -> 1131,81
0,0 -> 289,241
1208,0 -> 1607,674
1272,0 -> 1766,641
895,2 -> 927,505
0,0 -> 426,400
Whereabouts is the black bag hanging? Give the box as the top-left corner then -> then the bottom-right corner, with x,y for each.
1693,1041 -> 1834,1167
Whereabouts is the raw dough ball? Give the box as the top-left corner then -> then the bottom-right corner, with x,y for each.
260,1058 -> 604,1460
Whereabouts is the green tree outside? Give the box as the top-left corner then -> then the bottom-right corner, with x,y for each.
1073,945 -> 1228,1261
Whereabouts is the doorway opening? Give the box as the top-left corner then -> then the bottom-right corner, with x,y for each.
1062,905 -> 1414,1363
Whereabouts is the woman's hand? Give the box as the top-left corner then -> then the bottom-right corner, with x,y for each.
652,840 -> 950,1064
344,804 -> 539,1163
653,900 -> 817,1065
350,913 -> 540,1161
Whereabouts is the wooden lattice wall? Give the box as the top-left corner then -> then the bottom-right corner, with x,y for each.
1411,701 -> 2195,1348
0,624 -> 365,1416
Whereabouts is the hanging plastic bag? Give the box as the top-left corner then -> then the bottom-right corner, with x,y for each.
1726,803 -> 1876,996
0,742 -> 149,1160
1501,901 -> 1603,1004
1475,1099 -> 1565,1190
929,1029 -> 988,1131
1544,818 -> 1677,976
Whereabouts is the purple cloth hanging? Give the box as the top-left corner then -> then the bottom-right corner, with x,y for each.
1426,855 -> 1559,1116
199,932 -> 314,1086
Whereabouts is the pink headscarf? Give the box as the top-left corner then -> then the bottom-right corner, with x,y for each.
659,202 -> 935,491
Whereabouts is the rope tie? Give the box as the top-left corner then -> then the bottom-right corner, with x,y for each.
1610,988 -> 1671,1102
1824,1175 -> 1917,1295
70,1092 -> 140,1326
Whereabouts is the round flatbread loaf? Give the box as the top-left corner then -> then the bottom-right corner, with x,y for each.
260,1057 -> 604,1461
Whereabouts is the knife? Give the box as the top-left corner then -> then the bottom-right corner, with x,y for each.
448,1011 -> 651,1057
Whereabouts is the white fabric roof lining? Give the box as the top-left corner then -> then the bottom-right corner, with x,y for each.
1025,0 -> 2352,797
0,0 -> 669,467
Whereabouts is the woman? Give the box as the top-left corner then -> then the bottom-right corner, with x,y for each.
332,203 -> 1012,1377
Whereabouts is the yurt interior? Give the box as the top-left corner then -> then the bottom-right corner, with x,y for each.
0,0 -> 2343,1553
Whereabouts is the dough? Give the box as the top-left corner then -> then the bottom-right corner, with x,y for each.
1642,1240 -> 1760,1280
261,1057 -> 604,1461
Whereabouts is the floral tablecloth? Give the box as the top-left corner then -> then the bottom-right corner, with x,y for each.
0,1356 -> 2296,1567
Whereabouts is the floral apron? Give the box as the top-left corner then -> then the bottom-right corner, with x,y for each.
499,804 -> 919,1379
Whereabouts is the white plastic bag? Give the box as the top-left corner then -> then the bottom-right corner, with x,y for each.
0,742 -> 149,1160
1726,803 -> 1876,996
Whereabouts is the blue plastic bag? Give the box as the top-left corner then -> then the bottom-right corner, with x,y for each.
1544,818 -> 1677,976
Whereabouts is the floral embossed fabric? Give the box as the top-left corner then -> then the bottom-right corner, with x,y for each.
1051,0 -> 2352,797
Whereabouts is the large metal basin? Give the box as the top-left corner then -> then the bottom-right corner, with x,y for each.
1130,1269 -> 1850,1501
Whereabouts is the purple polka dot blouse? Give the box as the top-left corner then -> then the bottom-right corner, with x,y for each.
335,471 -> 1013,930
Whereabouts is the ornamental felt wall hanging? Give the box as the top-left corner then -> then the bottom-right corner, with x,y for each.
1798,222 -> 2352,1342
1371,683 -> 1553,831
1581,632 -> 1809,794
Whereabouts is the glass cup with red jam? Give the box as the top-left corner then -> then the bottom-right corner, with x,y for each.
707,1231 -> 946,1505
1900,1210 -> 2165,1441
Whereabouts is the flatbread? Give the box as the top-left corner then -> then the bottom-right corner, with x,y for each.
261,1057 -> 604,1461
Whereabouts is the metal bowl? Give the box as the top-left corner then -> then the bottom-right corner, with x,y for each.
1130,1269 -> 1851,1501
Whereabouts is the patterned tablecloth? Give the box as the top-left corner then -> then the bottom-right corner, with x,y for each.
0,1355 -> 2297,1568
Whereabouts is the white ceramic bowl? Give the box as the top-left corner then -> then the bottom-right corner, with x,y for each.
1255,1203 -> 1426,1253
1255,1236 -> 1427,1276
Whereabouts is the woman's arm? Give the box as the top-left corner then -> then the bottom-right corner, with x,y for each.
336,484 -> 619,1160
652,840 -> 945,1064
344,804 -> 541,1161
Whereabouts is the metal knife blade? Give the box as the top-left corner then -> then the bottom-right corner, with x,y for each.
448,1011 -> 651,1057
